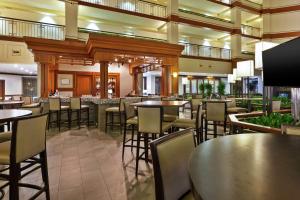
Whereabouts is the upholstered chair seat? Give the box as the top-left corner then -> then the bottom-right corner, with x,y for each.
173,119 -> 196,129
162,122 -> 173,131
60,105 -> 70,110
21,103 -> 40,108
81,104 -> 89,109
163,114 -> 178,122
126,116 -> 138,125
150,129 -> 196,200
105,107 -> 119,112
0,132 -> 12,143
227,107 -> 247,114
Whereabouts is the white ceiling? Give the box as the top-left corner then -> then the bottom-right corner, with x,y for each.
0,64 -> 37,75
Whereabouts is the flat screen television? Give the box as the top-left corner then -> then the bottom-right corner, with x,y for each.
263,37 -> 300,87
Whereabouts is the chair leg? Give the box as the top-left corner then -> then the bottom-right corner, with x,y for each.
9,163 -> 20,200
48,112 -> 51,130
131,125 -> 134,152
119,112 -> 122,134
57,111 -> 60,131
224,118 -> 227,135
40,151 -> 50,200
87,108 -> 90,127
205,119 -> 208,141
122,122 -> 127,161
213,122 -> 217,138
144,133 -> 149,163
111,113 -> 114,131
135,132 -> 141,177
68,110 -> 71,129
77,110 -> 81,129
105,112 -> 108,133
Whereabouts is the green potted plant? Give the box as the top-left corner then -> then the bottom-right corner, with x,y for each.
199,83 -> 205,97
217,81 -> 226,96
204,83 -> 213,99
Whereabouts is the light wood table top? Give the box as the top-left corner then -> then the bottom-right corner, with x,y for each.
0,109 -> 32,123
131,100 -> 189,107
189,134 -> 300,200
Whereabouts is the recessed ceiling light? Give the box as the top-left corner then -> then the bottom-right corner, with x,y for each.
20,67 -> 24,70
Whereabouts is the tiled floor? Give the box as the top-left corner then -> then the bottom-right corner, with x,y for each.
2,110 -> 225,200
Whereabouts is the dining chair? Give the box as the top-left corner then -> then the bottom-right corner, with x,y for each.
150,129 -> 195,200
226,98 -> 247,114
48,98 -> 70,131
190,98 -> 202,119
122,101 -> 138,161
205,102 -> 227,140
69,97 -> 90,129
22,96 -> 32,105
172,105 -> 203,144
0,114 -> 50,200
136,106 -> 172,176
105,98 -> 126,133
163,106 -> 179,122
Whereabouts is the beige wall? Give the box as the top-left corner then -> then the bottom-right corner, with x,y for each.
0,41 -> 34,64
179,57 -> 232,74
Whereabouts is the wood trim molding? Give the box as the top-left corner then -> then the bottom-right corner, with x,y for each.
241,34 -> 262,40
231,1 -> 261,14
77,0 -> 167,22
171,15 -> 232,33
0,36 -> 25,42
262,5 -> 300,14
263,31 -> 300,39
180,55 -> 232,63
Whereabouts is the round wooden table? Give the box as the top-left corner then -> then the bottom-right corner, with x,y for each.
0,109 -> 32,132
189,134 -> 300,200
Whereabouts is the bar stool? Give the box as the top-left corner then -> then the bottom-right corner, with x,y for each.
69,97 -> 90,129
204,102 -> 226,140
0,114 -> 50,200
122,101 -> 138,161
172,104 -> 203,144
136,106 -> 172,176
105,98 -> 126,133
48,98 -> 70,131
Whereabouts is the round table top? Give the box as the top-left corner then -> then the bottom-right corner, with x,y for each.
0,101 -> 24,105
0,109 -> 32,122
189,134 -> 300,200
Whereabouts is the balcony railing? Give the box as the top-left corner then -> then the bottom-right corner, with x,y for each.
79,27 -> 167,42
179,9 -> 232,23
80,0 -> 167,18
0,17 -> 65,40
241,24 -> 261,38
180,43 -> 231,59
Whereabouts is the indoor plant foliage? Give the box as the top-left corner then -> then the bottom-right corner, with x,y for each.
204,83 -> 213,98
217,81 -> 226,96
199,83 -> 205,97
245,113 -> 294,128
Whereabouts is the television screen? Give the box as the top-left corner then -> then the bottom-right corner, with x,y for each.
263,37 -> 300,87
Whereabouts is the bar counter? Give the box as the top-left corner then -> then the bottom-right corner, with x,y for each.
41,96 -> 162,131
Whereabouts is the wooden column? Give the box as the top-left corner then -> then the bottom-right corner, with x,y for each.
40,63 -> 56,97
161,66 -> 169,96
162,57 -> 179,95
100,61 -> 109,98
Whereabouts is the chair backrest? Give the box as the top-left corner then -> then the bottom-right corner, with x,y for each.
272,100 -> 281,111
119,98 -> 126,112
70,97 -> 81,110
22,96 -> 32,105
150,129 -> 195,200
226,98 -> 236,108
282,126 -> 300,135
124,102 -> 136,120
195,104 -> 203,129
206,102 -> 226,121
11,114 -> 48,163
49,98 -> 60,111
191,98 -> 202,112
138,106 -> 162,134
12,96 -> 21,101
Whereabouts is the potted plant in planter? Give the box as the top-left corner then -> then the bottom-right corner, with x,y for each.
204,83 -> 213,99
217,81 -> 226,98
199,83 -> 205,97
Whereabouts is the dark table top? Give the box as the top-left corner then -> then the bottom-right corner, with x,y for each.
0,109 -> 32,122
131,100 -> 189,107
189,134 -> 300,200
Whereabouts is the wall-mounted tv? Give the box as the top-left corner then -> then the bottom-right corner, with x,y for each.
263,37 -> 300,87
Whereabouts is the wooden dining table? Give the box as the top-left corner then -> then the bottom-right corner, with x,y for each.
0,109 -> 32,131
131,100 -> 189,107
188,134 -> 300,200
0,101 -> 24,109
